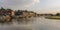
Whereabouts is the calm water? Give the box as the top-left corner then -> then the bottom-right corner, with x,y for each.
0,17 -> 60,30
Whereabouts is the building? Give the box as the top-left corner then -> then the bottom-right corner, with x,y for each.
0,9 -> 15,16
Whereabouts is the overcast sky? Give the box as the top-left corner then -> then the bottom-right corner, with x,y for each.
0,0 -> 60,14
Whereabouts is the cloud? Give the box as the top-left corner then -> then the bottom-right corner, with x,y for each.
45,0 -> 60,8
25,0 -> 40,7
0,0 -> 40,9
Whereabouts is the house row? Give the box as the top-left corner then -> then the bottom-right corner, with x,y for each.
0,8 -> 37,17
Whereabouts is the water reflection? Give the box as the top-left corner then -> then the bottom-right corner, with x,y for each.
0,17 -> 60,30
0,17 -> 34,30
0,17 -> 34,25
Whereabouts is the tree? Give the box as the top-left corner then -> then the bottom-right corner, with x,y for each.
56,13 -> 60,16
0,7 -> 5,10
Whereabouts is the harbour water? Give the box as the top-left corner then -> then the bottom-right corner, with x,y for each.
0,17 -> 60,30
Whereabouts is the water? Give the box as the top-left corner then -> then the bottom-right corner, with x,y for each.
0,17 -> 60,30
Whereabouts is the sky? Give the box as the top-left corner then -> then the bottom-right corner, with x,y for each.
0,0 -> 60,14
